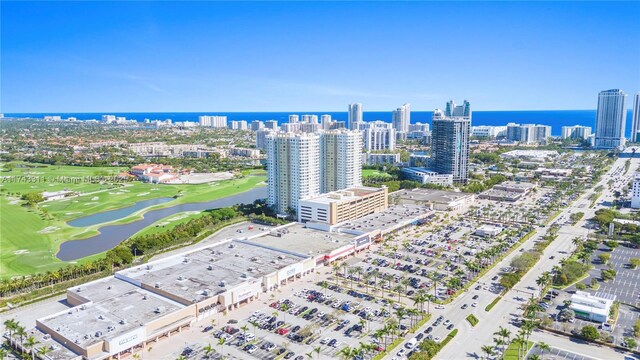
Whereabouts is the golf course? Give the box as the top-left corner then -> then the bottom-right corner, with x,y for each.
0,163 -> 266,278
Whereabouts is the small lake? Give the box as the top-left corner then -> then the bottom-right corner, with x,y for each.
57,187 -> 267,261
67,197 -> 175,227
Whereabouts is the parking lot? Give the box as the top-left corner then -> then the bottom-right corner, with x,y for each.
334,216 -> 526,306
528,343 -> 599,360
539,289 -> 640,349
585,245 -> 640,306
208,281 -> 407,360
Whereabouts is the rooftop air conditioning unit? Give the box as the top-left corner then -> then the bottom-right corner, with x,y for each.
154,306 -> 165,314
178,276 -> 184,281
142,295 -> 147,300
146,265 -> 153,270
207,265 -> 214,270
155,283 -> 161,288
119,319 -> 127,325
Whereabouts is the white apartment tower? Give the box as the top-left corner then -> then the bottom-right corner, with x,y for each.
631,93 -> 640,142
266,133 -> 320,215
392,103 -> 411,134
561,125 -> 592,140
198,115 -> 227,128
321,130 -> 363,193
594,89 -> 627,149
362,121 -> 396,151
348,103 -> 363,130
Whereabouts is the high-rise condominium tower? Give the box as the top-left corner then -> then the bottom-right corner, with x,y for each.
594,89 -> 627,149
320,130 -> 363,193
631,93 -> 640,142
445,100 -> 471,119
348,103 -> 363,130
392,103 -> 411,133
266,129 -> 363,215
431,101 -> 471,183
266,133 -> 320,214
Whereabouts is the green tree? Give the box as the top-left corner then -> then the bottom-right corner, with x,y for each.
629,258 -> 640,269
21,192 -> 44,206
580,325 -> 599,341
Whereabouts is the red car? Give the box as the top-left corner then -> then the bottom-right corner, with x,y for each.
270,302 -> 277,308
375,346 -> 385,352
277,328 -> 290,335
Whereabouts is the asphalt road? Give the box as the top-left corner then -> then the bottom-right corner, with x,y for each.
383,155 -> 640,360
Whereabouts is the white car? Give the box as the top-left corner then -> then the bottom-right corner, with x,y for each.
434,336 -> 442,342
397,349 -> 406,357
472,302 -> 478,307
320,337 -> 331,345
435,305 -> 445,309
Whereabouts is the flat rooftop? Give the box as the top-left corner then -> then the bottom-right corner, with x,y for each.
119,241 -> 307,303
300,186 -> 384,205
500,150 -> 558,158
495,181 -> 536,190
392,188 -> 473,204
251,224 -> 356,257
334,204 -> 432,234
39,283 -> 184,351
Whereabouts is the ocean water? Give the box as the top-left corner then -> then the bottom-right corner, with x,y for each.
4,110 -> 635,137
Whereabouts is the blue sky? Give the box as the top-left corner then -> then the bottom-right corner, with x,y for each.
2,1 -> 639,112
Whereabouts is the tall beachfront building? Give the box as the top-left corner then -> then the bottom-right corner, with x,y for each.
561,125 -> 592,140
266,133 -> 321,214
266,129 -> 363,215
198,115 -> 227,128
445,100 -> 471,118
392,103 -> 411,134
320,130 -> 363,193
631,93 -> 640,143
594,89 -> 627,149
431,101 -> 471,183
348,103 -> 363,130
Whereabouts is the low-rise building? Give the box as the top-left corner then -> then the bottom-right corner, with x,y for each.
364,153 -> 401,165
298,186 -> 388,226
475,224 -> 503,237
401,167 -> 453,186
42,190 -> 75,201
32,237 -> 316,360
570,291 -> 616,323
391,188 -> 475,211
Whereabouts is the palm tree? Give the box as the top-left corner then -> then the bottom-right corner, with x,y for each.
15,326 -> 27,350
3,318 -> 17,337
25,335 -> 40,360
481,345 -> 494,360
203,343 -> 214,359
338,346 -> 354,360
320,281 -> 328,296
529,355 -> 541,360
406,308 -> 420,328
217,337 -> 226,357
348,267 -> 358,289
241,325 -> 249,340
0,348 -> 7,360
395,307 -> 406,328
313,346 -> 322,359
493,337 -> 506,358
537,342 -> 551,360
393,284 -> 404,302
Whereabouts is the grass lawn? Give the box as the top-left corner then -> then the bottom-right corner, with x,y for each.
504,340 -> 534,360
130,211 -> 209,237
362,169 -> 393,179
0,164 -> 266,278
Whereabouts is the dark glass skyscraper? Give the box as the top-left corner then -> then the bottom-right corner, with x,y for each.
431,100 -> 471,183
